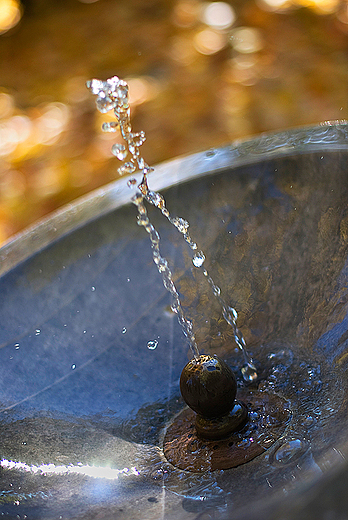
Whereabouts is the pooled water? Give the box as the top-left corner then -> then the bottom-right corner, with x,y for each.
274,439 -> 307,464
127,341 -> 347,516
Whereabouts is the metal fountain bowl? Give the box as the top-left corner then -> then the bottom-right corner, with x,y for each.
1,123 -> 348,519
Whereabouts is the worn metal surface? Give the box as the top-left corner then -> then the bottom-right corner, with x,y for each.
163,390 -> 291,472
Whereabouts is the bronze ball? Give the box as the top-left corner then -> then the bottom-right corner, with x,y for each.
180,354 -> 237,419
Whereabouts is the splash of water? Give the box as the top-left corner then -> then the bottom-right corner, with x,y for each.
86,76 -> 257,379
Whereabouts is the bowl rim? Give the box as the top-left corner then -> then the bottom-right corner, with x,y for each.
1,121 -> 348,277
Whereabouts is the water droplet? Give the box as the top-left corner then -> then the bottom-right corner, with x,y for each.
130,131 -> 146,147
274,439 -> 306,464
302,415 -> 315,428
86,78 -> 106,95
71,364 -> 76,370
96,94 -> 116,113
35,329 -> 41,336
192,251 -> 205,268
267,349 -> 293,367
151,467 -> 170,480
132,130 -> 146,146
106,76 -> 120,91
132,192 -> 143,205
135,157 -> 145,171
102,121 -> 119,132
127,178 -> 137,187
223,306 -> 238,325
172,217 -> 189,234
111,143 -> 127,160
212,285 -> 220,296
143,164 -> 154,175
147,340 -> 158,350
122,327 -> 127,334
236,437 -> 253,448
115,80 -> 128,99
147,191 -> 165,208
118,162 -> 136,175
241,362 -> 258,382
91,286 -> 96,292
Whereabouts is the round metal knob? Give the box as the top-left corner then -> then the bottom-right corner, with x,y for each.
180,354 -> 237,418
180,354 -> 247,440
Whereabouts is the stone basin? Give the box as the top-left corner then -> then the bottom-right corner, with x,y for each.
1,123 -> 348,519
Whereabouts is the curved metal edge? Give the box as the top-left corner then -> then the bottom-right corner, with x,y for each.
1,121 -> 348,277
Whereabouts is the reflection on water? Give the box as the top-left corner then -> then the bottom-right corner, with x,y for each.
0,458 -> 139,480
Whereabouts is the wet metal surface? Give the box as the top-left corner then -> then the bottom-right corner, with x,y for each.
0,126 -> 348,518
163,390 -> 291,472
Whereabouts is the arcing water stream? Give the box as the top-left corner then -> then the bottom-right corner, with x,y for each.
86,76 -> 257,381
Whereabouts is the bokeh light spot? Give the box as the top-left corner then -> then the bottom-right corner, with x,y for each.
7,115 -> 32,143
35,103 -> 70,145
230,27 -> 263,54
0,0 -> 22,34
293,0 -> 339,14
202,2 -> 236,30
194,28 -> 227,55
172,0 -> 200,27
0,92 -> 14,119
170,35 -> 196,65
0,169 -> 25,200
127,77 -> 157,107
257,0 -> 291,12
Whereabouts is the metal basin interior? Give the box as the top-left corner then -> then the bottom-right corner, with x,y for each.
1,124 -> 348,519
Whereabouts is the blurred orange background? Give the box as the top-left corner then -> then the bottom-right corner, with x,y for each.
1,0 -> 348,245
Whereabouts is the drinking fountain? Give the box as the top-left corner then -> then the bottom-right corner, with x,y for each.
1,123 -> 348,519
